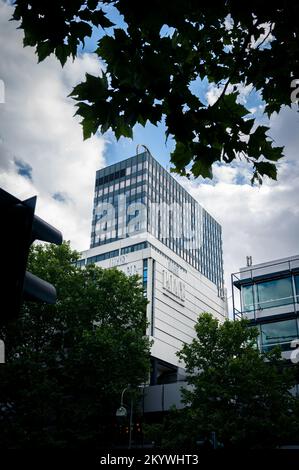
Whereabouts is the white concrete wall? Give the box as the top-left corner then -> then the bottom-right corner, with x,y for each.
80,234 -> 227,368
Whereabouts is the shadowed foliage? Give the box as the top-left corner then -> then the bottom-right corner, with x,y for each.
12,1 -> 299,182
145,313 -> 299,449
0,242 -> 150,449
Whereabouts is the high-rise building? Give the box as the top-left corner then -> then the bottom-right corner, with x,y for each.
232,255 -> 299,361
79,150 -> 227,388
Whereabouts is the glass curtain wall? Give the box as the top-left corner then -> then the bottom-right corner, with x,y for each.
90,151 -> 224,291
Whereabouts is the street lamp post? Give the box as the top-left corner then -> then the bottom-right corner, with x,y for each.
128,394 -> 133,450
117,385 -> 133,449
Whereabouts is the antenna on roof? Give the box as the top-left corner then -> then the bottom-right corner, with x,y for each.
136,144 -> 151,156
246,256 -> 252,267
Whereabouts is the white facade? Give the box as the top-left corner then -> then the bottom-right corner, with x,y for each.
81,233 -> 227,369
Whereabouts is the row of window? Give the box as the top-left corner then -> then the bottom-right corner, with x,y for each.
86,249 -> 119,265
95,156 -> 148,187
95,168 -> 126,186
78,242 -> 149,266
201,209 -> 224,290
95,175 -> 146,194
148,155 -> 195,205
255,318 -> 299,352
91,152 -> 224,290
121,242 -> 148,255
241,275 -> 299,312
143,258 -> 148,295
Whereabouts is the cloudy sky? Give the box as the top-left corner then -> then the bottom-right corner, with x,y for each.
1,2 -> 299,313
0,2 -> 106,249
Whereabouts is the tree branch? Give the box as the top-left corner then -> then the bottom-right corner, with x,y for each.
213,23 -> 256,105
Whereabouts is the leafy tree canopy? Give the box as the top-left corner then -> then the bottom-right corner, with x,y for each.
148,313 -> 299,449
12,1 -> 299,182
0,242 -> 150,449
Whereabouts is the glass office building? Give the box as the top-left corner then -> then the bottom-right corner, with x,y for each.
90,151 -> 224,292
232,255 -> 299,355
80,150 -> 227,394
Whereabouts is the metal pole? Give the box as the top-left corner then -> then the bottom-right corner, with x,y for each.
231,273 -> 235,320
129,396 -> 133,449
120,386 -> 128,407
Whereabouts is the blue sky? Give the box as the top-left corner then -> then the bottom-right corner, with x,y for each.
80,14 -> 177,169
79,10 -> 268,174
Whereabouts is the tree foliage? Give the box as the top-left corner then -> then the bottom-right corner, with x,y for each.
149,313 -> 299,449
0,242 -> 150,449
12,1 -> 299,182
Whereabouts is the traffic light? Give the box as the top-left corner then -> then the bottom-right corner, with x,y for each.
0,188 -> 62,322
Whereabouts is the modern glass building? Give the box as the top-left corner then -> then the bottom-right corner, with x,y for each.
232,255 -> 299,357
90,150 -> 224,293
79,150 -> 227,407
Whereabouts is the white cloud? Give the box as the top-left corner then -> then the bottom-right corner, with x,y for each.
206,82 -> 253,106
206,84 -> 223,106
0,2 -> 106,251
180,105 -> 299,313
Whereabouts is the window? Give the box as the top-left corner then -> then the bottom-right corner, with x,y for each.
121,242 -> 148,255
260,319 -> 298,352
257,277 -> 293,309
295,275 -> 299,301
75,259 -> 86,268
143,258 -> 148,294
86,249 -> 119,265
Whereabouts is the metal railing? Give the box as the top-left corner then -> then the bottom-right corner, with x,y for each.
231,257 -> 299,321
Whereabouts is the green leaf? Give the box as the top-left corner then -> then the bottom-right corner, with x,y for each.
97,35 -> 121,64
55,45 -> 69,67
36,41 -> 53,62
87,0 -> 99,8
248,126 -> 269,159
171,142 -> 193,174
23,30 -> 37,47
191,159 -> 213,179
82,117 -> 98,140
92,10 -> 114,29
70,21 -> 92,43
70,74 -> 108,102
254,161 -> 278,180
114,117 -> 133,140
261,142 -> 284,162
